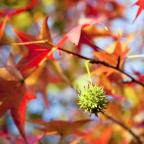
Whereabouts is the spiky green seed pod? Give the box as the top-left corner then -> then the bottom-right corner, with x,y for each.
77,84 -> 107,115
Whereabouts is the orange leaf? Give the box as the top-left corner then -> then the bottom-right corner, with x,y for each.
93,126 -> 112,144
94,37 -> 129,74
77,125 -> 112,144
0,16 -> 9,39
39,16 -> 52,42
31,119 -> 91,137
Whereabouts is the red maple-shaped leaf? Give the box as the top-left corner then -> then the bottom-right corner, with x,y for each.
0,78 -> 35,143
58,24 -> 87,47
58,17 -> 104,48
14,30 -> 54,77
134,0 -> 144,21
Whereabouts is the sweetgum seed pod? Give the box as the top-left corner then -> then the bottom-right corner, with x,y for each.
78,84 -> 107,115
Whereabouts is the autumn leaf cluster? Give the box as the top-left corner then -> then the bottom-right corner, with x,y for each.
0,0 -> 144,144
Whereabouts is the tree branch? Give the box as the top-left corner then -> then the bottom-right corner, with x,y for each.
2,41 -> 144,87
58,47 -> 144,88
101,111 -> 142,144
